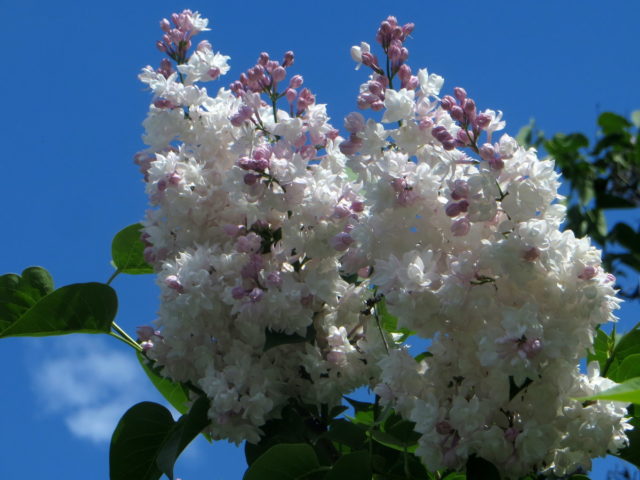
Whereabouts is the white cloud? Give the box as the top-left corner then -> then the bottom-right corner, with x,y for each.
29,335 -> 158,443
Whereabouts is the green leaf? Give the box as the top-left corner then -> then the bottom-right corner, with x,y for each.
616,416 -> 640,468
587,328 -> 610,371
369,430 -> 417,453
243,444 -> 322,480
345,166 -> 359,182
516,119 -> 535,148
609,354 -> 640,383
324,451 -> 371,480
110,402 -> 175,480
612,330 -> 640,364
137,352 -> 190,414
569,475 -> 591,480
263,324 -> 315,352
244,406 -> 309,466
579,377 -> 640,403
344,397 -> 376,426
0,267 -> 54,330
326,419 -> 367,450
609,223 -> 640,251
466,455 -> 501,480
156,396 -> 210,480
0,282 -> 117,338
598,112 -> 632,135
631,110 -> 640,129
111,223 -> 153,275
415,351 -> 433,362
377,298 -> 413,342
110,397 -> 210,480
384,415 -> 420,446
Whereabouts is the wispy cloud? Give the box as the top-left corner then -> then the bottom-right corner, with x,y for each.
29,335 -> 155,443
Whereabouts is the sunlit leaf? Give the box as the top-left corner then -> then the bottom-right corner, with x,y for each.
111,223 -> 153,275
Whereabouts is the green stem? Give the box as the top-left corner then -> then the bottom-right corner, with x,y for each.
112,322 -> 142,352
373,301 -> 390,354
109,331 -> 141,351
106,269 -> 120,286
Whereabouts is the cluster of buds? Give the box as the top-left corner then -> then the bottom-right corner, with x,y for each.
230,51 -> 294,95
229,51 -> 321,124
439,87 -> 492,149
352,16 -> 418,112
156,10 -> 209,64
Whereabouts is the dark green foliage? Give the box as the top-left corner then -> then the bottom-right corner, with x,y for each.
110,397 -> 210,480
0,267 -> 116,338
519,112 -> 640,298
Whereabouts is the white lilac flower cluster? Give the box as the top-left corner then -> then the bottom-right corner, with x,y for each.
136,10 -> 385,444
136,10 -> 629,477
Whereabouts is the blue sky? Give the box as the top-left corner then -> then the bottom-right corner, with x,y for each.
1,0 -> 640,478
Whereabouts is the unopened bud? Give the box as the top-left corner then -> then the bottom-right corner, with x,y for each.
453,87 -> 467,101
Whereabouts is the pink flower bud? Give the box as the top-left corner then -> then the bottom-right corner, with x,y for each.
153,98 -> 175,109
232,286 -> 246,299
445,202 -> 462,217
339,135 -> 363,155
333,204 -> 351,218
436,421 -> 453,435
361,52 -> 376,67
523,247 -> 540,262
351,200 -> 365,212
454,87 -> 467,101
488,156 -> 504,170
244,173 -> 259,185
330,232 -> 354,251
451,217 -> 471,236
168,172 -> 181,185
258,52 -> 269,66
282,51 -> 294,67
578,265 -> 598,280
463,98 -> 476,114
283,88 -> 296,103
136,325 -> 158,341
475,113 -> 491,129
271,66 -> 286,83
165,275 -> 184,293
479,143 -> 496,162
160,19 -> 171,32
450,180 -> 469,200
450,105 -> 464,122
441,95 -> 455,111
289,75 -> 303,88
223,224 -> 244,237
208,67 -> 221,80
248,288 -> 264,303
344,112 -> 366,133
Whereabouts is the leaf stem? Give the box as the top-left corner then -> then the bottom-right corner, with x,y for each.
106,269 -> 121,286
109,331 -> 141,351
112,322 -> 142,352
